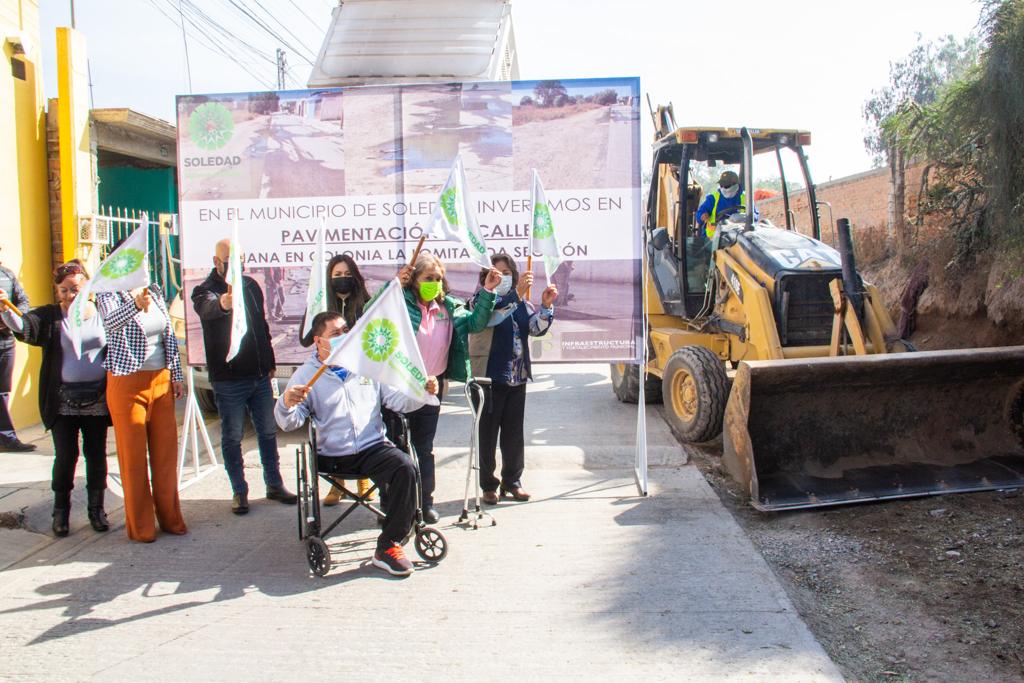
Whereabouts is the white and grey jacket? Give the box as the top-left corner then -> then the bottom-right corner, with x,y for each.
275,355 -> 425,457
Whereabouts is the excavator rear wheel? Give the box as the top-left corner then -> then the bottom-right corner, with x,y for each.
662,346 -> 729,443
610,363 -> 663,404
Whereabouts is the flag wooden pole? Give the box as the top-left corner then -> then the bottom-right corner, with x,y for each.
524,255 -> 533,301
306,363 -> 330,389
409,235 -> 427,266
1,299 -> 23,317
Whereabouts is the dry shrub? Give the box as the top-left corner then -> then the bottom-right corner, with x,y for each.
853,224 -> 891,265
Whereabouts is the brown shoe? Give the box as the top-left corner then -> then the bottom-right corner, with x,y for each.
323,485 -> 344,507
482,490 -> 499,505
500,485 -> 531,502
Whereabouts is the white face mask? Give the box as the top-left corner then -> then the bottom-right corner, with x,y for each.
720,184 -> 740,199
495,274 -> 513,296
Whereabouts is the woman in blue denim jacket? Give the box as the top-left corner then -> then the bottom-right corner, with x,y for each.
468,254 -> 557,505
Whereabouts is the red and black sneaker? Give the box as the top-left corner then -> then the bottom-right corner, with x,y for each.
372,543 -> 414,577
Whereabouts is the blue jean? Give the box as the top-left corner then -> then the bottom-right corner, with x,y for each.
212,376 -> 283,495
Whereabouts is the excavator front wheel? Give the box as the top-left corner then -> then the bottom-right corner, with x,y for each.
662,346 -> 729,443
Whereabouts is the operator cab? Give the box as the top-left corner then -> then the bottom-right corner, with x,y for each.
646,126 -> 822,319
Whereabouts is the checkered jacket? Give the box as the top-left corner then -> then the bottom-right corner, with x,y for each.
96,285 -> 183,383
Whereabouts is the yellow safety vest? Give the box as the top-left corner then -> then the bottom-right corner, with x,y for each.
705,190 -> 747,239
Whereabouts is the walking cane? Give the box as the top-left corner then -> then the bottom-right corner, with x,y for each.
459,378 -> 496,529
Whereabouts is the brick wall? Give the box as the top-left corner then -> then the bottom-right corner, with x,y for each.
46,99 -> 64,269
758,162 -> 927,247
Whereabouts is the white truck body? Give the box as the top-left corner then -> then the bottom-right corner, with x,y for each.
307,0 -> 518,87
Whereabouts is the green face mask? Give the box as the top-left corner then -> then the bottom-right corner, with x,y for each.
418,280 -> 442,302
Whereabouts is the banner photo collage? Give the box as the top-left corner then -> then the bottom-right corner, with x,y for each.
176,77 -> 642,365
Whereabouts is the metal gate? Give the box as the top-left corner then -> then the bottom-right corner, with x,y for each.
84,206 -> 182,300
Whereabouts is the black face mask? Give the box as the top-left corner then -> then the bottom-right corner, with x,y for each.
332,276 -> 356,295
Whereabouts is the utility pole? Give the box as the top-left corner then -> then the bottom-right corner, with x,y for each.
276,49 -> 287,90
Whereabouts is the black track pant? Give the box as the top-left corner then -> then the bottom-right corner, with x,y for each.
318,442 -> 416,551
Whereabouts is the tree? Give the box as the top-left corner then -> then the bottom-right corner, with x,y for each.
754,176 -> 804,194
594,88 -> 619,105
884,0 -> 1024,262
519,95 -> 535,106
533,80 -> 567,107
862,34 -> 979,253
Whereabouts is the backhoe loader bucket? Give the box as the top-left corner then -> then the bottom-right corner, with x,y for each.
723,347 -> 1024,511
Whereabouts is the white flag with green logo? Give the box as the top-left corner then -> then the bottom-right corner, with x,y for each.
301,218 -> 328,340
531,169 -> 562,278
224,220 -> 248,362
426,156 -> 491,269
68,217 -> 151,354
324,278 -> 439,407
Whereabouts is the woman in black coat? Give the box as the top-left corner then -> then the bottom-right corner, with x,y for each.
0,261 -> 111,537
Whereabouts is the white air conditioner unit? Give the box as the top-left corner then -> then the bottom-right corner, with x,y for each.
79,215 -> 110,245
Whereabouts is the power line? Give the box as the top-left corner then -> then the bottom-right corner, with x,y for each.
147,0 -> 277,90
171,0 -> 276,87
177,0 -> 193,93
178,0 -> 277,69
221,0 -> 317,66
288,0 -> 323,32
252,0 -> 318,61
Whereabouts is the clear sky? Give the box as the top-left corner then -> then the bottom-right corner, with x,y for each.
40,0 -> 981,182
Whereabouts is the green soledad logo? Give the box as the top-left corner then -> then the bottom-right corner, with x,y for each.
188,102 -> 235,150
100,249 -> 145,280
440,187 -> 459,225
533,203 -> 554,239
362,319 -> 399,362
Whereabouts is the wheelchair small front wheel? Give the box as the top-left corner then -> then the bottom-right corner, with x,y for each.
415,527 -> 448,563
306,537 -> 331,577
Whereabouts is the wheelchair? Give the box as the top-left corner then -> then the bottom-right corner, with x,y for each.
295,408 -> 448,577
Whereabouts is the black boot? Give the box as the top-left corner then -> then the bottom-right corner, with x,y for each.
87,489 -> 109,532
52,492 -> 71,537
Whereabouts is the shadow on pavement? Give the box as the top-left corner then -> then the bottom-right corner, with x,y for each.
0,494 -> 396,645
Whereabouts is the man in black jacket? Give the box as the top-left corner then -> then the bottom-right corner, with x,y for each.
192,239 -> 295,514
0,258 -> 34,452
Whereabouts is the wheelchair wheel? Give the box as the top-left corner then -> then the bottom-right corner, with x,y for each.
295,448 -> 306,540
414,527 -> 448,563
306,537 -> 330,577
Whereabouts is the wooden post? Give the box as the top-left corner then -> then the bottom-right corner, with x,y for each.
306,363 -> 330,388
524,255 -> 533,301
409,235 -> 426,266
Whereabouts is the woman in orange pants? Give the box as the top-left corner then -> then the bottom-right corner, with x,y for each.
97,285 -> 186,542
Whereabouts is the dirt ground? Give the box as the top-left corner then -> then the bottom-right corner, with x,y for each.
684,437 -> 1024,683
674,241 -> 1024,682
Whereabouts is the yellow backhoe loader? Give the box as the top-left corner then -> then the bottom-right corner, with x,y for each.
612,107 -> 1024,510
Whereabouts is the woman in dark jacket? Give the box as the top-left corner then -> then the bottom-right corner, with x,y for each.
298,254 -> 371,347
468,254 -> 557,505
0,261 -> 111,537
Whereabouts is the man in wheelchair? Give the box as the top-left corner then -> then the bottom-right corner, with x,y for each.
274,311 -> 438,577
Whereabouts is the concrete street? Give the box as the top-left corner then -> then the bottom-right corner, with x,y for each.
0,364 -> 842,681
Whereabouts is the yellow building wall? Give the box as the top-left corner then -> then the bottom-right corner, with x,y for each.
56,27 -> 91,262
0,0 -> 50,427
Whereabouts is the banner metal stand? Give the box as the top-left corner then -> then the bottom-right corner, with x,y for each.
177,366 -> 219,491
633,228 -> 650,496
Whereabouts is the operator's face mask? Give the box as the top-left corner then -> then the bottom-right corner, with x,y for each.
720,183 -> 740,199
495,274 -> 514,296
